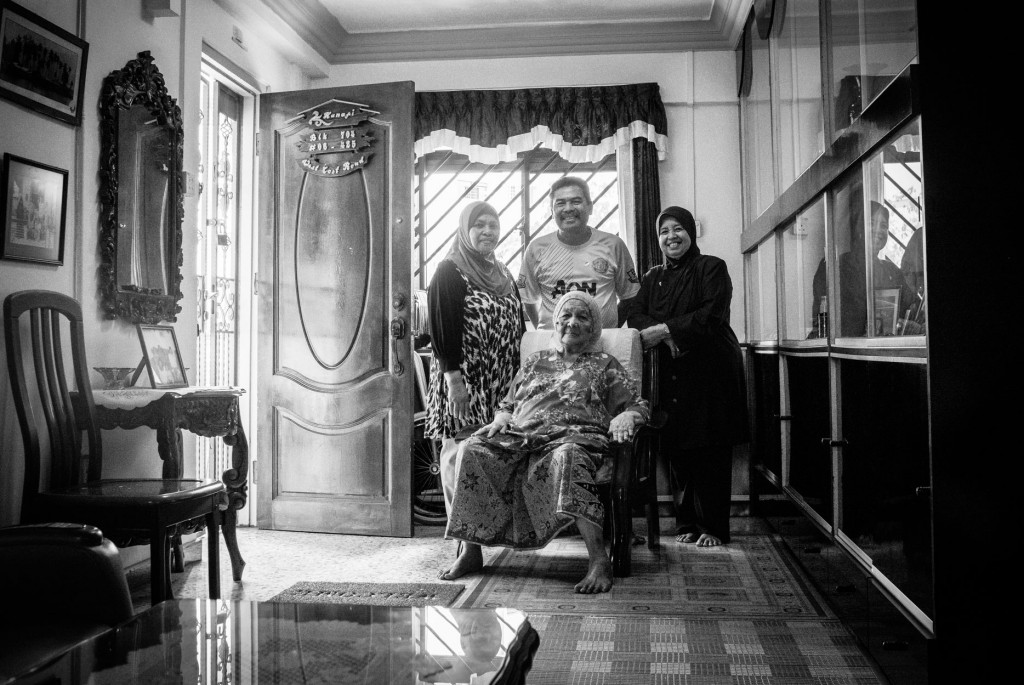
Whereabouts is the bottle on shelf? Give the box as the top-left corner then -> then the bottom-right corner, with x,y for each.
817,295 -> 829,338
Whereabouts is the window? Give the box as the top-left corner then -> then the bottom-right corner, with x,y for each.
413,147 -> 620,289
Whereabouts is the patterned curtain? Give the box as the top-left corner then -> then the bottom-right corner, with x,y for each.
414,83 -> 668,164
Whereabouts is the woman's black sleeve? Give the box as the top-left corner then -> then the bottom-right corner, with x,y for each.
427,261 -> 468,372
622,267 -> 662,330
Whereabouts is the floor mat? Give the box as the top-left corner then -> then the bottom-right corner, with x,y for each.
268,581 -> 465,606
451,534 -> 832,618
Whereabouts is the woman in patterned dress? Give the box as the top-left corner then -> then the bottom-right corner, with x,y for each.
441,291 -> 649,593
426,200 -> 525,562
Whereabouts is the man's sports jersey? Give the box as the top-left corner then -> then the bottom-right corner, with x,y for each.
518,229 -> 640,330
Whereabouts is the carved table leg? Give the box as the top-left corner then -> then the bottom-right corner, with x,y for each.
157,425 -> 187,573
221,426 -> 249,581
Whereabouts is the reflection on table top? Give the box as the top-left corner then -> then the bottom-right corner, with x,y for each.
8,599 -> 537,685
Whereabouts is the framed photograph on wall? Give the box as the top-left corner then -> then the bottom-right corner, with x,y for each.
136,324 -> 189,389
1,153 -> 68,265
0,0 -> 89,125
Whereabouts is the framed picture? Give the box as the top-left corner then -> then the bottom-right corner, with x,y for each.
0,0 -> 88,125
1,153 -> 68,265
873,287 -> 901,336
136,324 -> 188,389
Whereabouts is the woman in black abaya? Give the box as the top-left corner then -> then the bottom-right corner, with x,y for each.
623,206 -> 749,546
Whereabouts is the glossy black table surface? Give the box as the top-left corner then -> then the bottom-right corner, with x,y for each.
6,599 -> 538,685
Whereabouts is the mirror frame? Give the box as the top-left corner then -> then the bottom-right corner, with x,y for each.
98,50 -> 184,324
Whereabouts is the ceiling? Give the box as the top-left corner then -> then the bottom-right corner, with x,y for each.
255,0 -> 752,65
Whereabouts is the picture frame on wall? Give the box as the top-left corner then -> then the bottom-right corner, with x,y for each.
136,324 -> 189,389
0,0 -> 89,126
1,152 -> 68,265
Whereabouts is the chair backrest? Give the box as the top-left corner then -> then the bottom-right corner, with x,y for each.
520,328 -> 643,381
3,290 -> 102,507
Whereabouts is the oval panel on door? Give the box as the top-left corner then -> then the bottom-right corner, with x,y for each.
294,170 -> 370,369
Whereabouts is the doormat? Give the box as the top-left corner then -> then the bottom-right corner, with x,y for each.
451,534 -> 833,617
268,581 -> 465,607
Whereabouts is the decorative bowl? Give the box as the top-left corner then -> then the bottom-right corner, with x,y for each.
93,366 -> 137,390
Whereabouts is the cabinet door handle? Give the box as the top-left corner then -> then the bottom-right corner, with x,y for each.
821,438 -> 849,447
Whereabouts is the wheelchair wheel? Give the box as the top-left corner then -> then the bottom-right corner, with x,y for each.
412,430 -> 447,526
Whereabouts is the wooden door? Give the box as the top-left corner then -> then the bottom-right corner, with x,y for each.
257,82 -> 414,536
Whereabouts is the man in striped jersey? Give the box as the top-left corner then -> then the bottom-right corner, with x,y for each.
518,176 -> 640,330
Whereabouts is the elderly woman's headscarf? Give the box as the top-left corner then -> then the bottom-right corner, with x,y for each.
550,290 -> 604,354
446,200 -> 514,297
656,205 -> 701,267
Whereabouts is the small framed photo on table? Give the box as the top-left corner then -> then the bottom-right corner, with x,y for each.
136,324 -> 188,389
0,0 -> 89,125
1,153 -> 68,265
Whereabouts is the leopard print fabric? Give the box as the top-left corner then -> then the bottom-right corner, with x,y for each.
424,270 -> 523,439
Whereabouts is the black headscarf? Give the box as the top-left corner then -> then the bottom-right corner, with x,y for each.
655,205 -> 701,268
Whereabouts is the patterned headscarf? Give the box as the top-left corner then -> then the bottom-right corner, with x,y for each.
550,290 -> 604,354
446,200 -> 514,297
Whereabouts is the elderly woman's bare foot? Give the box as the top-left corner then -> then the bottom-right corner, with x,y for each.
438,543 -> 484,580
574,559 -> 613,593
695,533 -> 722,547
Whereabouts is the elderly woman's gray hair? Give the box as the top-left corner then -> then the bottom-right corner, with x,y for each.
550,290 -> 604,353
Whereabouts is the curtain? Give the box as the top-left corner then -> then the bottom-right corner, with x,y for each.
632,138 -> 663,277
414,83 -> 668,165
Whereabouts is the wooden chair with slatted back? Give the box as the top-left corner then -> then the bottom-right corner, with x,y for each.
3,290 -> 225,606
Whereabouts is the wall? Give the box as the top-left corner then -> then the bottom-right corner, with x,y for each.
323,51 -> 746,339
0,0 -> 321,532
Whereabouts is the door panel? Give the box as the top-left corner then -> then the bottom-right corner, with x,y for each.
257,82 -> 414,536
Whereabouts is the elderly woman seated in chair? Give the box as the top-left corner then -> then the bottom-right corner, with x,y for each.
439,290 -> 649,593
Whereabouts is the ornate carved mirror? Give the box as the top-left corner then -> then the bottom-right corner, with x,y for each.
99,51 -> 183,324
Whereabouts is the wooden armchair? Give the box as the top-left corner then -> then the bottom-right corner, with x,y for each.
518,328 -> 661,577
3,290 -> 225,606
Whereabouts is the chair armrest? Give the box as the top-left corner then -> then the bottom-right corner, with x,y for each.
0,521 -> 104,546
0,523 -> 134,627
611,436 -> 635,489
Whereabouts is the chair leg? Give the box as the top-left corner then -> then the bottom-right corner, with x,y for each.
151,532 -> 170,605
207,509 -> 221,600
610,485 -> 631,577
646,480 -> 661,550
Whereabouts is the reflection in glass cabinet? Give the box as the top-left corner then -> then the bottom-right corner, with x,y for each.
863,118 -> 925,337
782,355 -> 832,526
838,358 -> 933,619
781,198 -> 826,340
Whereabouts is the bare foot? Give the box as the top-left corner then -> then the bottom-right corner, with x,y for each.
438,543 -> 484,580
574,559 -> 613,594
675,532 -> 699,544
695,533 -> 722,547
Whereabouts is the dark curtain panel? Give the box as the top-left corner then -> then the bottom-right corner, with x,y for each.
633,138 -> 663,278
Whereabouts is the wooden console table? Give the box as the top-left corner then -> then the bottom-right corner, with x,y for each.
92,387 -> 248,582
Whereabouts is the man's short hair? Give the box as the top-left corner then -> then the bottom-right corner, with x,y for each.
869,200 -> 890,219
550,176 -> 592,204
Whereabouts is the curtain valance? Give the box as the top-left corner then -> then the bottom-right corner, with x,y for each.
414,83 -> 668,164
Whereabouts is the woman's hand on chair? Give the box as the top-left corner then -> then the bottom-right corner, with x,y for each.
609,410 -> 643,443
475,411 -> 512,437
640,323 -> 671,350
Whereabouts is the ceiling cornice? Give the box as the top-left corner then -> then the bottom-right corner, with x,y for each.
261,0 -> 750,65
